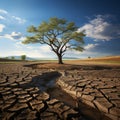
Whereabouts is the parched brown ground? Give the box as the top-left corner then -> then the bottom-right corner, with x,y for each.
26,62 -> 120,120
0,63 -> 85,120
54,64 -> 120,120
26,62 -> 120,70
0,62 -> 120,120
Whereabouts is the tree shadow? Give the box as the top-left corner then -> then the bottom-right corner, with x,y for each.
20,71 -> 61,92
23,63 -> 115,71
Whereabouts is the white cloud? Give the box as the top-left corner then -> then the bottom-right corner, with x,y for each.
84,43 -> 98,50
78,15 -> 120,41
0,9 -> 8,14
0,32 -> 23,40
0,37 -> 54,58
0,15 -> 5,20
64,43 -> 101,58
65,47 -> 103,59
14,41 -> 54,58
0,9 -> 26,24
10,32 -> 22,39
0,24 -> 5,32
12,16 -> 26,24
12,49 -> 51,58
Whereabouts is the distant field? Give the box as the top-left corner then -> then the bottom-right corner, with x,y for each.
65,56 -> 120,65
0,56 -> 120,65
0,58 -> 25,64
0,58 -> 57,64
0,58 -> 21,61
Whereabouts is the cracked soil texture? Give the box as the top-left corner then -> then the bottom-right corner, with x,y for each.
0,63 -> 120,120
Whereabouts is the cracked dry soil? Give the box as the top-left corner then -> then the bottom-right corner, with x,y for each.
0,63 -> 120,120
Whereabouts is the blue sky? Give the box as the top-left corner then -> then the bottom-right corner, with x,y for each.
0,0 -> 120,58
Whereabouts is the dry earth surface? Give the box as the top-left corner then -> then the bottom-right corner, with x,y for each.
0,61 -> 120,120
65,56 -> 120,66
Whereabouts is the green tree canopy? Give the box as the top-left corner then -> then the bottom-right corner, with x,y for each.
22,17 -> 85,64
11,56 -> 15,60
21,55 -> 26,61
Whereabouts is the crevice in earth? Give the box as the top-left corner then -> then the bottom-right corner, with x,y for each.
23,65 -> 113,120
98,88 -> 114,106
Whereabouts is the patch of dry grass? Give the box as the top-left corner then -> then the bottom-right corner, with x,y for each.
64,56 -> 120,66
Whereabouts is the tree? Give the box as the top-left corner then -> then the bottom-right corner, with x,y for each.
22,17 -> 85,64
21,55 -> 26,61
88,56 -> 91,59
11,56 -> 15,60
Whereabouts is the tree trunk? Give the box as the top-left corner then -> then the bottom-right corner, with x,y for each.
57,54 -> 63,64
